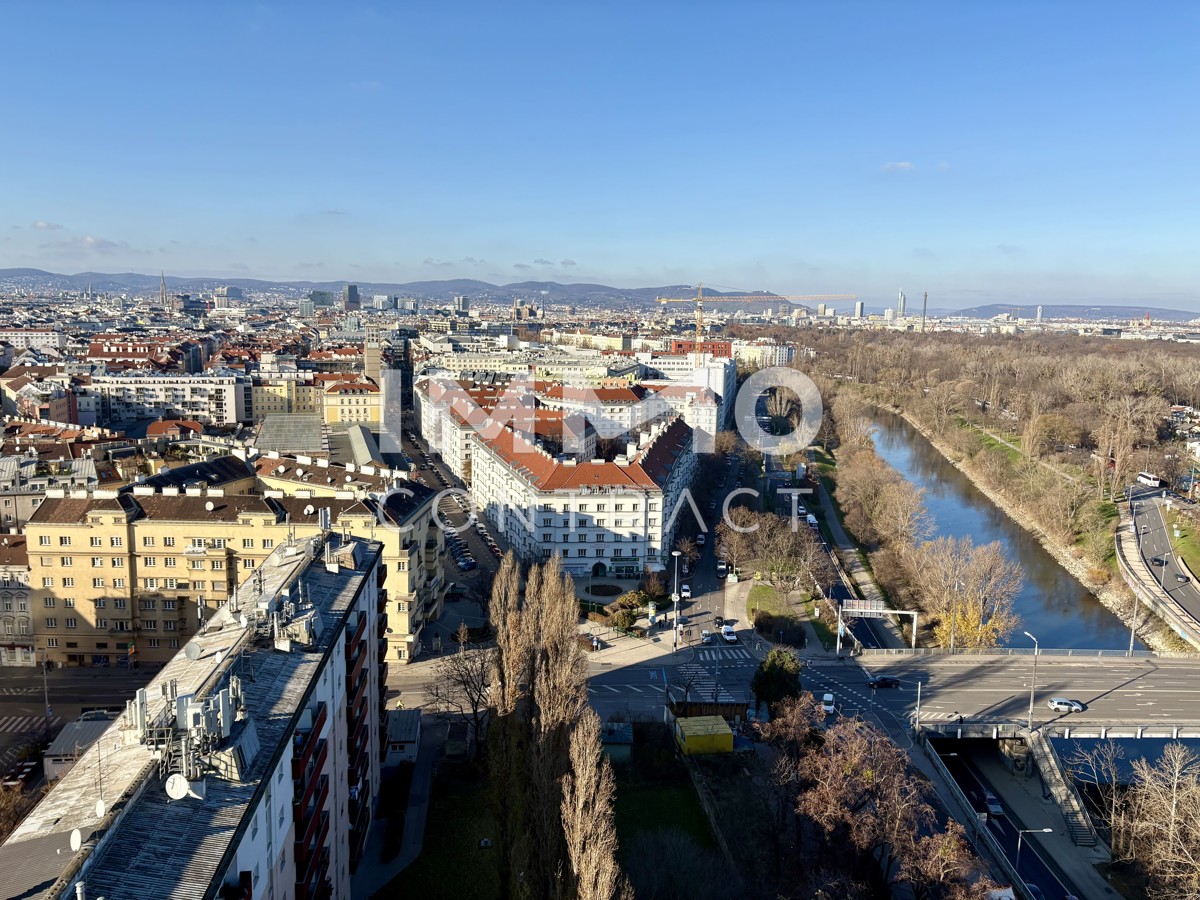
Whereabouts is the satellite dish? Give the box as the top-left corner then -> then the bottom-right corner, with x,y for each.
214,650 -> 225,664
69,829 -> 82,852
183,641 -> 202,661
95,799 -> 106,818
304,505 -> 315,516
296,468 -> 304,477
205,501 -> 215,512
238,614 -> 249,629
165,773 -> 189,801
345,475 -> 353,482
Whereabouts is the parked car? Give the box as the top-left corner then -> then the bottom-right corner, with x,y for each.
821,693 -> 835,714
680,584 -> 692,599
714,615 -> 725,627
716,561 -> 728,578
867,675 -> 900,689
1047,697 -> 1084,713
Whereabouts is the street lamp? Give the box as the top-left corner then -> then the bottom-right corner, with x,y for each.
1024,631 -> 1039,732
949,579 -> 963,653
671,550 -> 682,652
1015,827 -> 1052,870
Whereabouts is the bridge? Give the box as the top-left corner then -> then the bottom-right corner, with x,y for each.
837,651 -> 1200,732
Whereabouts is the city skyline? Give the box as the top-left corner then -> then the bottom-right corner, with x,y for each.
2,3 -> 1198,308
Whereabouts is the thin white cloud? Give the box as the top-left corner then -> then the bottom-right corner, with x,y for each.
32,220 -> 63,230
882,161 -> 915,172
561,258 -> 578,267
533,258 -> 553,266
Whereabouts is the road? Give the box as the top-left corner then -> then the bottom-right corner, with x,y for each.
940,753 -> 1072,899
839,654 -> 1200,726
0,665 -> 155,774
1132,489 -> 1200,625
586,641 -> 760,720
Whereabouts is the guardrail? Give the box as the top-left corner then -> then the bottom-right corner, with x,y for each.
1026,729 -> 1099,847
1115,511 -> 1200,652
860,647 -> 1167,659
918,733 -> 1037,900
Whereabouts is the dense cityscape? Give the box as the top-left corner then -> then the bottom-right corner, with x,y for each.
3,4 -> 1199,900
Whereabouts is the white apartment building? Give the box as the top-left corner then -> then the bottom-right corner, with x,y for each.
636,353 -> 737,428
0,329 -> 68,350
0,534 -> 385,900
731,340 -> 796,368
470,417 -> 696,577
90,371 -> 250,425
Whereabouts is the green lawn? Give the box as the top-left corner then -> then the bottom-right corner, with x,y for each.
614,779 -> 715,860
379,774 -> 499,900
1167,509 -> 1200,578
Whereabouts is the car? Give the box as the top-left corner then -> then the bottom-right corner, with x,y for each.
1141,524 -> 1150,533
714,615 -> 725,627
1047,697 -> 1084,713
716,561 -> 728,578
821,693 -> 835,714
984,791 -> 1004,817
1177,572 -> 1191,583
701,630 -> 713,644
1152,555 -> 1165,566
721,625 -> 736,643
680,584 -> 692,599
867,675 -> 900,689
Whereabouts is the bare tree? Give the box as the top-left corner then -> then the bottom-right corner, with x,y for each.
674,536 -> 699,567
910,536 -> 1022,649
426,622 -> 493,761
561,709 -> 626,900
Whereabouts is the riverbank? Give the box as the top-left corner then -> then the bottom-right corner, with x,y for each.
881,404 -> 1175,654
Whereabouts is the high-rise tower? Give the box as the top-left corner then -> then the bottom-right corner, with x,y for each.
897,289 -> 906,317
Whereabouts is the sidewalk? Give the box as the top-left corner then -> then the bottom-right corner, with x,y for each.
974,751 -> 1114,899
813,476 -> 909,651
352,714 -> 446,899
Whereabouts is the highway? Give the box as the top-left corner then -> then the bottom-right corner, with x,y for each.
1131,489 -> 1200,625
810,654 -> 1200,727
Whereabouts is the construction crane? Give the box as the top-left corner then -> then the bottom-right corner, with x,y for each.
656,285 -> 857,365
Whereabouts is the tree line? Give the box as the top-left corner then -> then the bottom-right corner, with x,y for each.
825,393 -> 1024,649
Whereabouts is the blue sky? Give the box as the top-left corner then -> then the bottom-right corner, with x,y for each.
1,2 -> 1197,308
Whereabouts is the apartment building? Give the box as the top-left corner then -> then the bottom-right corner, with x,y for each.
90,371 -> 250,425
323,381 -> 382,427
470,417 -> 696,577
414,377 -> 595,484
24,460 -> 445,667
0,536 -> 32,666
731,339 -> 796,368
0,533 -> 386,900
0,329 -> 68,350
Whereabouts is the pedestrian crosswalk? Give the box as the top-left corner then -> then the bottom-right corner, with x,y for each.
0,688 -> 40,696
0,715 -> 61,734
695,647 -> 755,663
673,664 -> 737,704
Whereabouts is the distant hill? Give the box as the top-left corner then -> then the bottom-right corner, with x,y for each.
0,269 -> 776,306
954,303 -> 1199,323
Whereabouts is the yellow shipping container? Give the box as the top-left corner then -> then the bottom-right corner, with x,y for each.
673,716 -> 734,756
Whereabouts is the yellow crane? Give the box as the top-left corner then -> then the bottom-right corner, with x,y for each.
656,285 -> 857,364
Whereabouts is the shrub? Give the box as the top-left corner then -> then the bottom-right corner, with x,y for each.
586,611 -> 611,626
612,608 -> 638,631
753,610 -> 777,634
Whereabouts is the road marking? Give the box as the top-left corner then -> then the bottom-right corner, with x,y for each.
0,715 -> 61,734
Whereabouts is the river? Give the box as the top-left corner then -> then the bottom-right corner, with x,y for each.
869,411 -> 1141,650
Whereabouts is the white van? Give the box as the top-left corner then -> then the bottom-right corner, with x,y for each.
806,514 -> 819,530
821,693 -> 835,714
